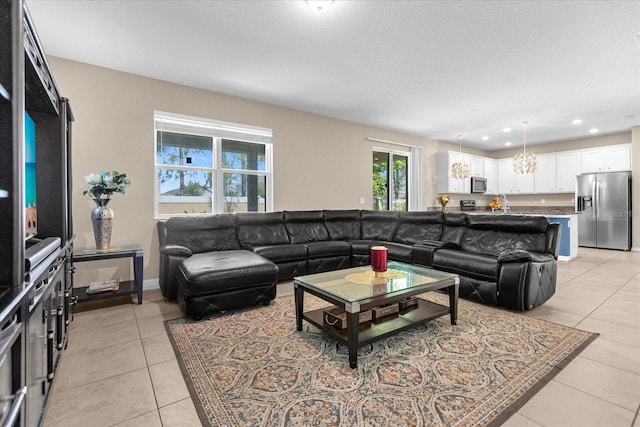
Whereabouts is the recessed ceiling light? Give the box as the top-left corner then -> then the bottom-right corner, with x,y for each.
589,128 -> 599,134
505,141 -> 512,146
503,128 -> 512,133
481,136 -> 489,141
571,119 -> 583,125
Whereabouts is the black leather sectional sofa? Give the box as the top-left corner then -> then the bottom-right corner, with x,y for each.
157,210 -> 560,317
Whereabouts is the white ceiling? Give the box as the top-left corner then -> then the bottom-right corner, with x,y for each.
27,0 -> 640,151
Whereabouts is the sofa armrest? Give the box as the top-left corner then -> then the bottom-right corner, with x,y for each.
160,244 -> 193,257
498,256 -> 557,311
498,250 -> 555,264
545,222 -> 561,260
158,245 -> 192,299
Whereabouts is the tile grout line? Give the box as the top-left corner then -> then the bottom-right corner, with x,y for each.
631,402 -> 640,427
548,378 -> 639,416
132,295 -> 165,415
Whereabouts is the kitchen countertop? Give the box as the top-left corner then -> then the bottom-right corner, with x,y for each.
467,211 -> 577,217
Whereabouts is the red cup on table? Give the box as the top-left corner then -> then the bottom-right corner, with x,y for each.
370,246 -> 388,273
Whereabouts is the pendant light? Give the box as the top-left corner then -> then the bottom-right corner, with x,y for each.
450,134 -> 471,180
513,120 -> 537,174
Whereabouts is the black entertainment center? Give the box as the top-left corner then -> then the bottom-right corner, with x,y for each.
1,2 -> 74,426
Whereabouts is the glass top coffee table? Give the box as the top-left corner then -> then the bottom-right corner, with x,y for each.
294,261 -> 459,369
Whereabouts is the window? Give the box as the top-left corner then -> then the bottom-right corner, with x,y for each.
372,150 -> 409,211
155,112 -> 272,217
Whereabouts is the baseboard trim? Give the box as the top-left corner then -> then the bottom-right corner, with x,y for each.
143,278 -> 160,291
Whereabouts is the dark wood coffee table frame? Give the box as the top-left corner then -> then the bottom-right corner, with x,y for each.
294,263 -> 459,369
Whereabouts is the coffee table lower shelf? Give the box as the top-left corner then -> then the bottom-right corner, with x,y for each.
302,298 -> 450,348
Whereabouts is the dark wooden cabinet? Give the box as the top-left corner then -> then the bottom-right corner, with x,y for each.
0,2 -> 73,426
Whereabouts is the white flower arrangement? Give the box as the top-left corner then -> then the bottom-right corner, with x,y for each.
83,170 -> 131,199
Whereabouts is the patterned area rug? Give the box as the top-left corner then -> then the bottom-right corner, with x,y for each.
165,293 -> 597,426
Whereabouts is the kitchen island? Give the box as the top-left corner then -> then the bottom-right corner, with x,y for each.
545,214 -> 578,260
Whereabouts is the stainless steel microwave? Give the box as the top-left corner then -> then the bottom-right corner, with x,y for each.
470,177 -> 487,193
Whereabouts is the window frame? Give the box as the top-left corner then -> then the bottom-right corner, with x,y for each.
154,111 -> 273,219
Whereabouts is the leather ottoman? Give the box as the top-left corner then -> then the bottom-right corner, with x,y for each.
176,249 -> 279,319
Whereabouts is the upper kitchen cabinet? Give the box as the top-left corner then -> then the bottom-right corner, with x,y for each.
556,152 -> 580,193
498,158 -> 535,194
580,144 -> 631,173
497,159 -> 515,194
484,159 -> 497,194
437,151 -> 495,194
469,157 -> 484,177
534,154 -> 557,193
514,167 -> 535,194
437,151 -> 466,193
534,152 -> 578,193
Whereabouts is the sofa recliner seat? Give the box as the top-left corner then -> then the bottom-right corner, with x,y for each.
176,250 -> 279,319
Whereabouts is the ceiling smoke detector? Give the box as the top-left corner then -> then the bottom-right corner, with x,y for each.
306,0 -> 334,11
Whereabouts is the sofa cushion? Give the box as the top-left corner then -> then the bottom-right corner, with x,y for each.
376,241 -> 413,264
177,250 -> 278,295
323,210 -> 361,240
432,249 -> 499,282
165,214 -> 240,253
284,211 -> 330,243
349,240 -> 373,255
236,212 -> 289,246
361,211 -> 399,241
305,241 -> 352,259
252,244 -> 307,263
394,211 -> 443,244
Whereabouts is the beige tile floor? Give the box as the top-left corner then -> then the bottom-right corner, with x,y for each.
43,247 -> 640,426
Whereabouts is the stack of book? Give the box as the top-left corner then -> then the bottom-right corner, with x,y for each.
86,279 -> 120,295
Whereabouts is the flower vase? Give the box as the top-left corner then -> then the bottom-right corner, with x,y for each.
91,198 -> 114,250
441,204 -> 447,212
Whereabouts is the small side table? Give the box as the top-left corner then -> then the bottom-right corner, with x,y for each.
73,245 -> 143,304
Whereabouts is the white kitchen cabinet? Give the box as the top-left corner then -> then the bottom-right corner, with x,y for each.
556,152 -> 580,192
469,157 -> 484,177
464,156 -> 485,193
580,145 -> 631,173
437,151 -> 466,194
497,159 -> 515,194
498,158 -> 535,194
604,145 -> 631,171
484,159 -> 497,194
534,154 -> 557,193
493,143 -> 630,195
514,168 -> 535,193
580,150 -> 603,173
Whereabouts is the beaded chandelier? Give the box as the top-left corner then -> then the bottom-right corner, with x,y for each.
513,121 -> 537,174
450,134 -> 471,180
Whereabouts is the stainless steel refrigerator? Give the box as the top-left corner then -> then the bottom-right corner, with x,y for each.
576,171 -> 631,250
